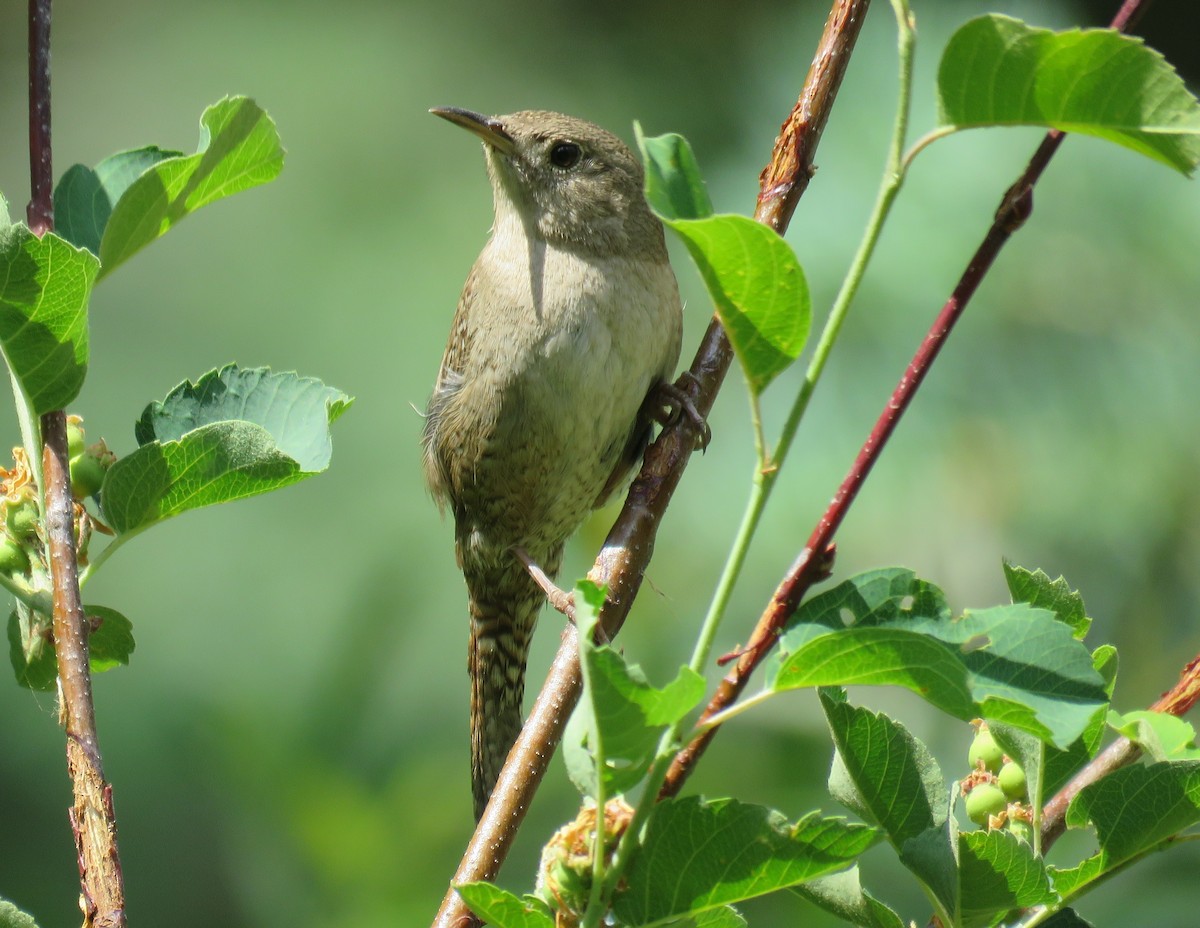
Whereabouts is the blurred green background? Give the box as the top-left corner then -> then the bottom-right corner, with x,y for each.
2,0 -> 1198,925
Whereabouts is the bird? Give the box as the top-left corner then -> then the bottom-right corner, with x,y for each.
422,107 -> 684,819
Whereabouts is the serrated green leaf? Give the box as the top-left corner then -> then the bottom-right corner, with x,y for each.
1048,853 -> 1105,900
790,866 -> 905,928
95,96 -> 284,277
958,828 -> 1055,928
635,125 -> 714,221
635,131 -> 810,395
103,367 -> 350,535
454,882 -> 554,928
53,147 -> 181,257
8,603 -> 135,690
567,580 -> 705,796
1064,760 -> 1200,866
134,365 -> 352,468
1003,562 -> 1090,638
0,898 -> 41,928
0,224 -> 96,413
823,694 -> 947,846
938,15 -> 1200,174
769,568 -> 1109,748
1108,710 -> 1200,761
614,798 -> 877,927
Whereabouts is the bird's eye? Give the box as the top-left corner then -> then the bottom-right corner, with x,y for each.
549,142 -> 582,168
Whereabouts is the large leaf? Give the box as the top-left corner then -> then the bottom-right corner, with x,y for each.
54,147 -> 180,258
613,797 -> 877,926
938,15 -> 1200,175
102,366 -> 351,535
454,883 -> 554,928
0,224 -> 96,413
958,829 -> 1055,928
768,568 -> 1110,748
1057,760 -> 1200,896
565,581 -> 705,797
790,866 -> 905,928
52,97 -> 284,277
823,693 -> 947,846
636,129 -> 810,395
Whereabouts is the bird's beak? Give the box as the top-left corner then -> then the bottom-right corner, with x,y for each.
430,107 -> 515,156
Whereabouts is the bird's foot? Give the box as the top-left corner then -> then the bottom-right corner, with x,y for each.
652,373 -> 711,451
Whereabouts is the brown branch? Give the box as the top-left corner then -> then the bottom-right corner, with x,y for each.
27,2 -> 127,924
1041,651 -> 1200,850
430,3 -> 873,926
658,0 -> 1162,801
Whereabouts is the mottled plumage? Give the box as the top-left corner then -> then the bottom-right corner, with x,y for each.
423,109 -> 683,818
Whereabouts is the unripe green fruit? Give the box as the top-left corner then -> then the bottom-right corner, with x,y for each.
5,498 -> 38,539
965,783 -> 1007,826
969,728 -> 1004,772
69,453 -> 107,500
1008,817 -> 1034,843
998,761 -> 1027,800
0,538 -> 30,575
67,421 -> 86,459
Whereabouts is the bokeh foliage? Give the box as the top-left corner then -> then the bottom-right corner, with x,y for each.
1,1 -> 1197,926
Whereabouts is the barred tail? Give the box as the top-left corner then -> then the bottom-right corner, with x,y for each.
466,559 -> 551,820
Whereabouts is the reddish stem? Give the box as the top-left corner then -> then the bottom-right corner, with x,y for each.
26,1 -> 127,924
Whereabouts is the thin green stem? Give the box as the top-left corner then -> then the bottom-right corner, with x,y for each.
683,0 -> 918,676
0,569 -> 52,613
578,628 -> 607,928
8,366 -> 43,496
76,528 -> 135,587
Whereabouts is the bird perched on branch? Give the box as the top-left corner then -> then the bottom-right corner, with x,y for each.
423,107 -> 684,819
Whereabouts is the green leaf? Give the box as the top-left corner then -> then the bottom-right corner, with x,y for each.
566,580 -> 705,796
1065,760 -> 1200,867
937,15 -> 1200,175
53,147 -> 181,257
102,367 -> 351,535
768,568 -> 1110,748
134,364 -> 352,467
1003,562 -> 1090,638
670,216 -> 811,395
635,131 -> 810,395
823,693 -> 947,846
454,882 -> 554,928
690,907 -> 748,928
614,798 -> 877,926
896,820 -> 959,925
958,828 -> 1055,928
790,866 -> 905,928
0,898 -> 41,928
86,605 -> 136,673
0,224 -> 97,413
635,125 -> 714,220
8,604 -> 135,691
1108,710 -> 1200,761
7,607 -> 55,691
91,96 -> 284,277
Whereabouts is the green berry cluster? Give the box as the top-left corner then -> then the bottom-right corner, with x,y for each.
961,722 -> 1033,840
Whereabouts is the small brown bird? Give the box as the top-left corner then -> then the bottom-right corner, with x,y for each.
423,108 -> 683,818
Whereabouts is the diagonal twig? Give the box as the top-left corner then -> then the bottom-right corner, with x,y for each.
27,2 -> 127,925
